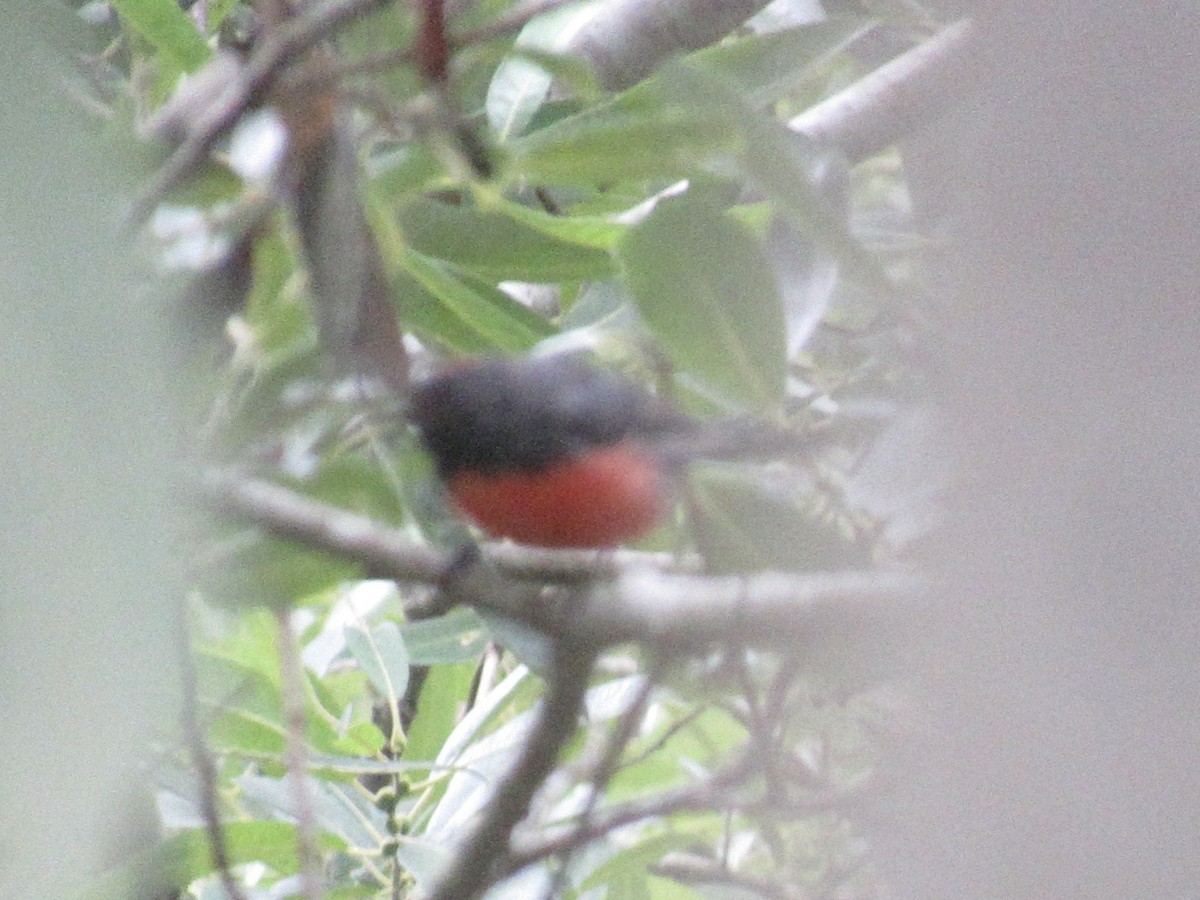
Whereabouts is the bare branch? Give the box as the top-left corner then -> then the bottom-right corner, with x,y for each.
542,658 -> 666,896
200,467 -> 688,584
200,467 -> 449,582
650,852 -> 806,899
422,640 -> 597,900
128,0 -> 391,225
561,0 -> 773,91
200,468 -> 920,651
790,19 -> 976,163
274,608 -> 325,900
175,601 -> 249,900
491,566 -> 916,652
503,749 -> 861,875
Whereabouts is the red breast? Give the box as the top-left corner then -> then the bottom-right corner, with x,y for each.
446,441 -> 666,548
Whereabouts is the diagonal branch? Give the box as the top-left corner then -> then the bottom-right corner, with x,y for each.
789,19 -> 976,163
422,638 -> 597,900
129,0 -> 390,225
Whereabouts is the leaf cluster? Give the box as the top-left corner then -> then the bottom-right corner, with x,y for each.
73,0 -> 936,896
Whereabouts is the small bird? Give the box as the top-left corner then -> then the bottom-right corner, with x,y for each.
410,354 -> 802,549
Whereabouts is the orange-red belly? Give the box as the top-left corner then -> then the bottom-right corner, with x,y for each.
447,442 -> 666,548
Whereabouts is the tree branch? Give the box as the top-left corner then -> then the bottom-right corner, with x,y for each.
502,748 -> 861,875
422,639 -> 597,900
128,0 -> 390,225
175,599 -> 248,900
274,607 -> 325,900
200,468 -> 919,652
199,466 -> 689,584
789,19 -> 976,163
650,852 -> 807,899
561,0 -> 774,91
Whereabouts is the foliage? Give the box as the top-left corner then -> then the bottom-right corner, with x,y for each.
69,0 -> 935,897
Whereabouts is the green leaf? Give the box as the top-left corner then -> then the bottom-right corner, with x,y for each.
398,249 -> 551,352
110,0 -> 211,72
486,2 -> 602,141
618,189 -> 787,408
302,456 -> 410,528
345,620 -> 410,701
435,664 -> 533,766
401,608 -> 489,664
244,229 -> 312,356
200,528 -> 360,609
402,661 -> 477,764
395,269 -> 494,353
609,703 -> 746,800
425,696 -> 542,838
368,144 -> 447,200
236,774 -> 385,850
581,832 -> 696,892
690,18 -> 875,106
209,711 -> 286,757
397,197 -> 615,281
198,639 -> 354,759
507,84 -> 736,186
202,0 -> 241,34
492,195 -> 626,250
82,823 -> 346,899
654,61 -> 894,296
198,607 -> 281,686
688,464 -> 873,573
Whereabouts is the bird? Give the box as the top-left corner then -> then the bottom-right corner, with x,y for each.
409,354 -> 806,549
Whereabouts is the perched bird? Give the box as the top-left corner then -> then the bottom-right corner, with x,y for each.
410,354 -> 802,549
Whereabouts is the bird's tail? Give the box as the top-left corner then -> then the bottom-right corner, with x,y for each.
650,416 -> 831,467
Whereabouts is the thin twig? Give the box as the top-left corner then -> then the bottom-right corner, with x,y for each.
176,597 -> 249,900
129,0 -> 391,225
650,852 -> 807,900
505,752 -> 865,876
503,752 -> 759,873
541,657 -> 665,899
274,607 -> 325,900
423,637 -> 598,900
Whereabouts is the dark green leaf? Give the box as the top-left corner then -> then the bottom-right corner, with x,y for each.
690,18 -> 875,106
507,88 -> 736,186
110,0 -> 210,72
618,189 -> 787,408
688,464 -> 872,573
397,197 -> 616,281
397,249 -> 552,352
401,608 -> 489,664
345,620 -> 410,701
654,62 -> 894,296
